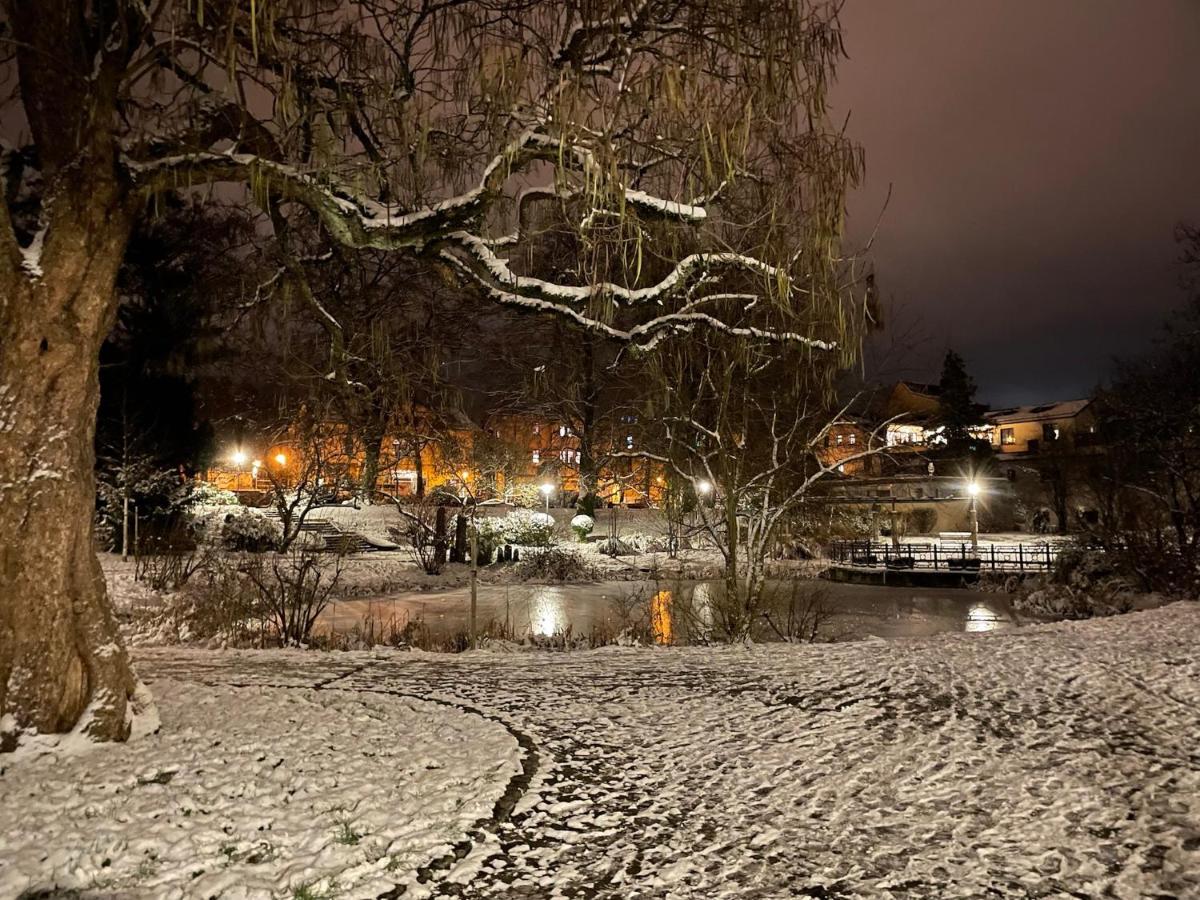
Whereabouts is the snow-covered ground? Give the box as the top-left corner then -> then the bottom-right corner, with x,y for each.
26,602 -> 1197,898
1,679 -> 521,899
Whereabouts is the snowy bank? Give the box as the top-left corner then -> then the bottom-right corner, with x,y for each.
0,680 -> 521,899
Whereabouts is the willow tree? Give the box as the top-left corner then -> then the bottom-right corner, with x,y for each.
0,0 -> 860,749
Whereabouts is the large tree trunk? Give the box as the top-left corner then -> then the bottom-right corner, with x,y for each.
0,181 -> 145,751
357,416 -> 388,501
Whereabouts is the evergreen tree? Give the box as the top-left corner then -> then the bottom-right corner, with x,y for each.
936,350 -> 986,451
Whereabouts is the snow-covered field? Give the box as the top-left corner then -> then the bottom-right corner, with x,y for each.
1,680 -> 521,899
13,602 -> 1193,898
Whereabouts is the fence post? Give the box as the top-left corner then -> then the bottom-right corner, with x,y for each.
1018,544 -> 1024,572
932,543 -> 939,570
990,544 -> 996,571
1045,545 -> 1052,570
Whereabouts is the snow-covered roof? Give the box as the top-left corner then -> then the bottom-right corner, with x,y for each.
984,398 -> 1091,425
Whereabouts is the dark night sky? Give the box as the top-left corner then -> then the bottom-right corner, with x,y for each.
832,0 -> 1200,406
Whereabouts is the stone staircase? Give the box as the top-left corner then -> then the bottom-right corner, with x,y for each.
260,509 -> 383,554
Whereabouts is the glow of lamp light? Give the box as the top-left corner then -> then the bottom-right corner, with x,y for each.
696,479 -> 712,495
540,483 -> 554,496
274,453 -> 287,466
231,450 -> 247,466
968,481 -> 981,497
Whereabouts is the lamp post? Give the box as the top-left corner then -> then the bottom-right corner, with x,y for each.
967,480 -> 981,553
231,449 -> 247,491
540,482 -> 553,515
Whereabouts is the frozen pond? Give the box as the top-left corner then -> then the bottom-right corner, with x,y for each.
318,579 -> 1019,644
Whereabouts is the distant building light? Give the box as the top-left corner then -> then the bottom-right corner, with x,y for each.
274,453 -> 287,466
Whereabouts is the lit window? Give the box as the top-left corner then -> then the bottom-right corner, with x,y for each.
836,434 -> 843,446
626,434 -> 634,449
849,433 -> 857,446
532,450 -> 540,463
533,423 -> 540,434
1000,427 -> 1016,445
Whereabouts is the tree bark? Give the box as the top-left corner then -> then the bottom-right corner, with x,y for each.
358,417 -> 388,501
0,180 -> 144,751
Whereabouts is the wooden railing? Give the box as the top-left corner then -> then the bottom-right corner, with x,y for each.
828,540 -> 1060,572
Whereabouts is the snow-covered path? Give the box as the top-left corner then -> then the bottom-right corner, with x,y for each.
134,603 -> 1200,898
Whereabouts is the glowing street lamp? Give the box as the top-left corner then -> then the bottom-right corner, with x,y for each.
540,482 -> 554,514
274,453 -> 287,466
696,479 -> 712,498
967,480 -> 981,552
230,449 -> 247,467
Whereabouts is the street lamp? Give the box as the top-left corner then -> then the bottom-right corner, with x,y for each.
967,480 -> 981,553
274,453 -> 287,466
230,449 -> 248,490
696,479 -> 712,498
540,482 -> 554,514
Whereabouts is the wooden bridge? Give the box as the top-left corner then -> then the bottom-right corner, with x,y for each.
827,539 -> 1060,573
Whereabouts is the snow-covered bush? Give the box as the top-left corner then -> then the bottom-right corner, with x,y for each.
505,483 -> 544,509
570,514 -> 595,542
474,516 -> 507,564
514,547 -> 597,582
502,509 -> 556,547
1013,584 -> 1134,620
595,536 -> 634,556
217,509 -> 280,552
126,552 -> 262,647
622,531 -> 663,553
189,483 -> 240,507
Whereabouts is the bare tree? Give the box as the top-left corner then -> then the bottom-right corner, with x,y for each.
0,0 -> 860,747
633,339 -> 886,640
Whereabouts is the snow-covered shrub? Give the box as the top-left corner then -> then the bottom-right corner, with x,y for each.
474,516 -> 507,564
189,483 -> 240,507
622,531 -> 662,553
503,509 -> 556,547
218,509 -> 280,552
1013,584 -> 1133,620
514,547 -> 597,582
1007,547 -> 1139,619
505,482 -> 544,509
127,552 -> 263,647
570,514 -> 595,542
242,548 -> 343,646
595,536 -> 634,556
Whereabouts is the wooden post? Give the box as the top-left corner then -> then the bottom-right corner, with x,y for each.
1018,543 -> 1024,572
932,543 -> 939,570
991,544 -> 997,571
434,506 -> 448,567
121,486 -> 129,562
470,524 -> 478,650
1045,545 -> 1052,570
451,513 -> 467,564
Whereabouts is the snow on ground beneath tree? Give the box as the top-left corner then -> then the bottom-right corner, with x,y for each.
0,678 -> 521,900
110,603 -> 1200,897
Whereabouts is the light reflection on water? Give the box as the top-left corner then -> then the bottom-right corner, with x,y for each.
966,604 -> 1005,633
322,580 -> 1018,643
